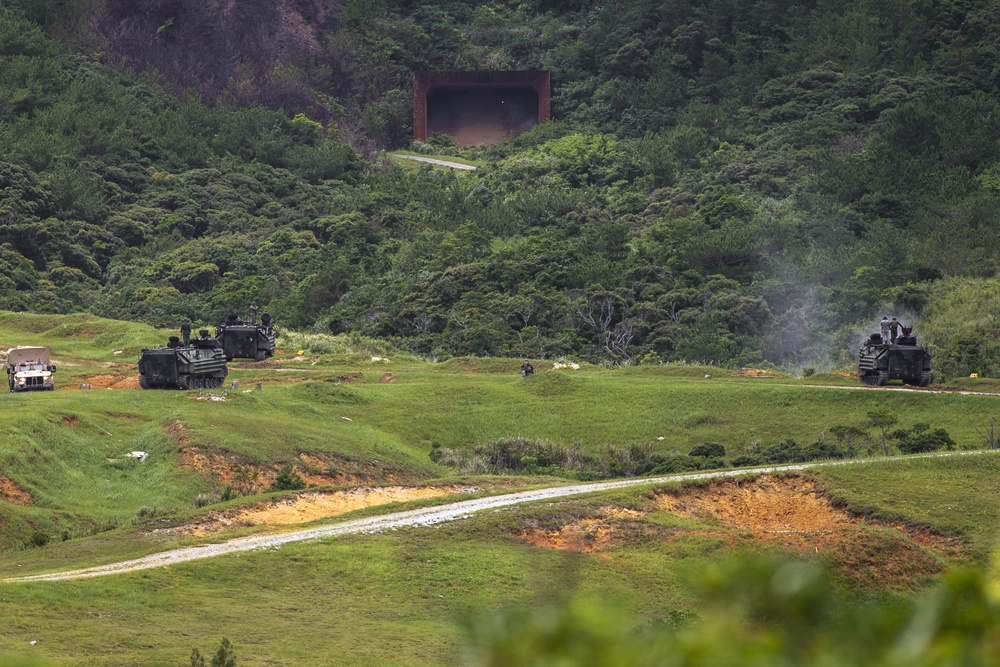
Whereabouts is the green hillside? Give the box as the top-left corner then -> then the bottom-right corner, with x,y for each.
3,2 -> 1000,662
0,315 -> 998,664
2,1 -> 1000,373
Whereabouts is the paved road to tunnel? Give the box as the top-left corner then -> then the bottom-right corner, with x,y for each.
4,451 -> 988,583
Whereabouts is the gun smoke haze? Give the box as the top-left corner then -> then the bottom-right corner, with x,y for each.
764,277 -> 921,375
762,280 -> 835,373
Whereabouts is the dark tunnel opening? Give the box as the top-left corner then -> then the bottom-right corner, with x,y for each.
426,87 -> 539,146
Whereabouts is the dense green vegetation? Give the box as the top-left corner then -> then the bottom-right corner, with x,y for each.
0,315 -> 999,665
0,312 -> 997,557
2,0 -> 1000,374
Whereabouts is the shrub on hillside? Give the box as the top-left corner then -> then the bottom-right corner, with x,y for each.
650,455 -> 706,474
268,464 -> 305,492
690,442 -> 726,458
891,424 -> 956,454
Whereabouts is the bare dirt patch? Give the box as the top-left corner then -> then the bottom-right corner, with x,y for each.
516,505 -> 645,553
379,373 -> 398,383
653,474 -> 962,586
518,517 -> 616,553
177,446 -> 416,493
112,375 -> 140,389
728,368 -> 779,378
64,373 -> 138,389
0,474 -> 32,506
149,485 -> 464,537
516,475 -> 962,589
655,475 -> 854,534
165,420 -> 190,445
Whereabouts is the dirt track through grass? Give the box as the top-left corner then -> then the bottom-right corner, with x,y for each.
5,452 -> 986,583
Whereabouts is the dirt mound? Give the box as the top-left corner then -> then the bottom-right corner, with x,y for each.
0,474 -> 32,505
77,374 -> 118,388
112,375 -> 140,389
64,374 -> 137,389
150,485 -> 464,537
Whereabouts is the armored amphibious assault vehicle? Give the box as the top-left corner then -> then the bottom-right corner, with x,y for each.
138,331 -> 228,389
215,313 -> 276,361
858,326 -> 931,386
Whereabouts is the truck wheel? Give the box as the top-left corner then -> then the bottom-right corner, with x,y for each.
876,371 -> 889,386
919,371 -> 930,387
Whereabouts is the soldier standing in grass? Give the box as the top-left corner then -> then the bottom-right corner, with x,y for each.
521,359 -> 534,379
180,317 -> 191,346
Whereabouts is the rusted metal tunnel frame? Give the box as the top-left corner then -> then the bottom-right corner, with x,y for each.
412,70 -> 551,143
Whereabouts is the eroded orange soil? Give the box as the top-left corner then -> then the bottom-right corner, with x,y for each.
0,474 -> 32,506
166,418 -> 415,494
176,446 -> 410,492
149,485 -> 464,537
517,475 -> 963,588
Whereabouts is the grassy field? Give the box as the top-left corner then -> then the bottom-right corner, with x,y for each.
2,313 -> 1000,665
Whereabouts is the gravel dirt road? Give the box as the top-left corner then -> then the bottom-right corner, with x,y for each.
4,452 -> 985,583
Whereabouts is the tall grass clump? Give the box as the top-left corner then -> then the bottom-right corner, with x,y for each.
279,330 -> 415,359
430,437 -> 724,479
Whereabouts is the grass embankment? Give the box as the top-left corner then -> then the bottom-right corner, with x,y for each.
2,313 -> 1000,665
2,455 -> 999,666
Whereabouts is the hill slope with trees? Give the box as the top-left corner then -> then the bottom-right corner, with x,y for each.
3,0 -> 1000,375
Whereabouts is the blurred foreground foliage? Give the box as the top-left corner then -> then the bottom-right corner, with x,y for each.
463,557 -> 1000,667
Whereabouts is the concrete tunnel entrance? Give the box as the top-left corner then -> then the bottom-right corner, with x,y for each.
413,71 -> 550,146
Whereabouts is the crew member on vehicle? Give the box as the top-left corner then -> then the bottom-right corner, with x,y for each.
889,317 -> 903,343
880,316 -> 890,345
180,317 -> 192,346
249,301 -> 259,325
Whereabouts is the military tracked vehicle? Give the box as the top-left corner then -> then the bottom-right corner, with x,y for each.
858,326 -> 931,386
138,330 -> 228,389
215,312 -> 277,361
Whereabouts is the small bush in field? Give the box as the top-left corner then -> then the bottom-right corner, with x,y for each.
268,464 -> 306,492
891,423 -> 956,454
191,637 -> 237,667
690,442 -> 726,458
